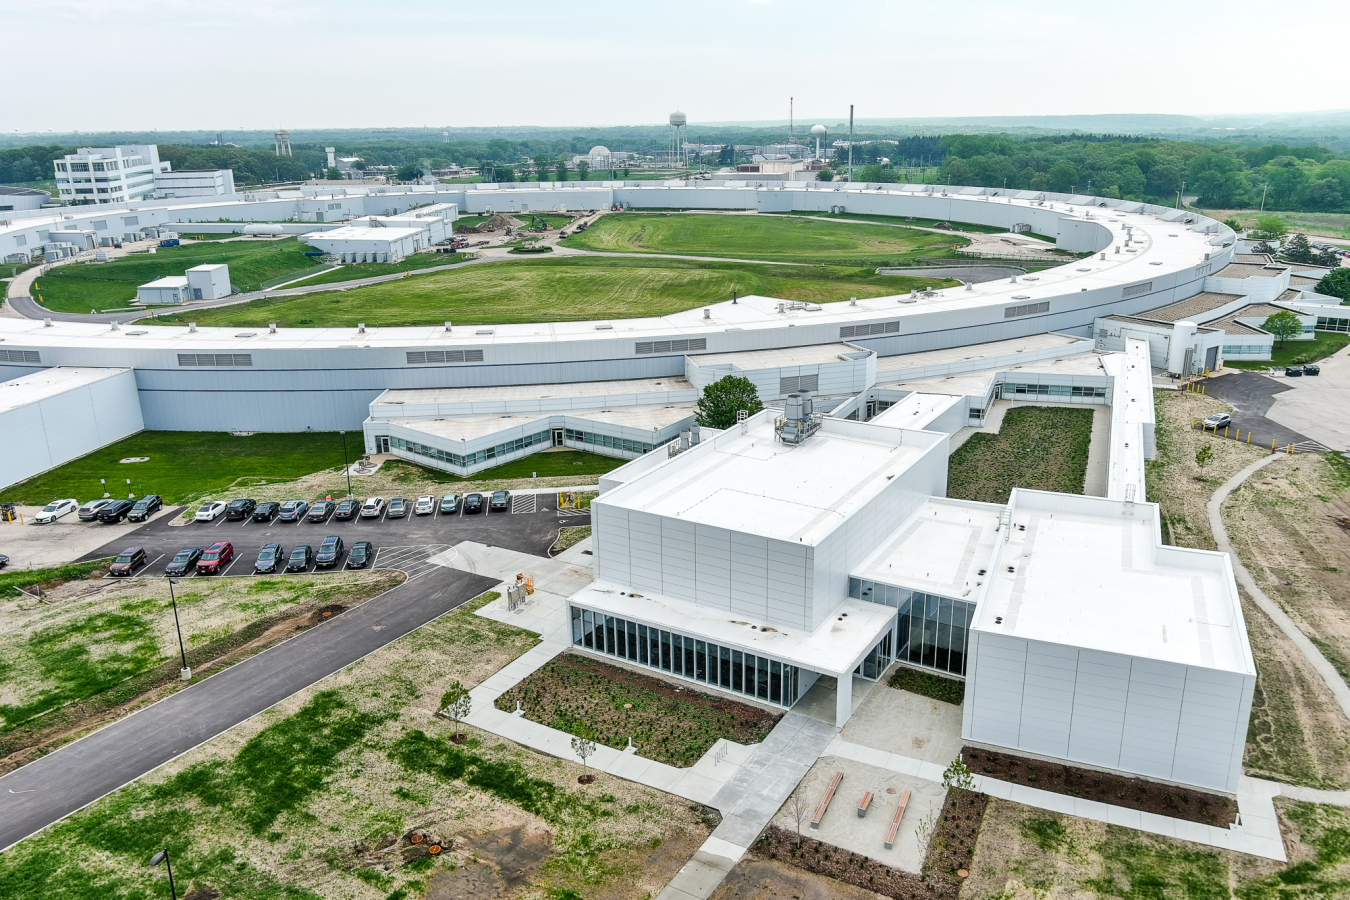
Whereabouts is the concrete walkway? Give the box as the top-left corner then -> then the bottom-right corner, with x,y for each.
1208,454 -> 1350,721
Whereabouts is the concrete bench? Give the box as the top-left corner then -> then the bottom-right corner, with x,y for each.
857,791 -> 873,817
884,788 -> 911,850
811,771 -> 843,829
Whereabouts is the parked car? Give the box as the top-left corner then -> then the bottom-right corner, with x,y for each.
1201,413 -> 1232,431
334,498 -> 360,521
97,499 -> 135,524
463,493 -> 484,514
0,553 -> 8,569
252,501 -> 281,522
225,498 -> 257,520
315,535 -> 345,568
359,497 -> 387,518
33,498 -> 79,524
165,547 -> 204,577
277,500 -> 309,522
387,497 -> 409,518
1286,365 -> 1304,377
126,494 -> 163,522
254,542 -> 285,574
489,490 -> 511,512
196,541 -> 234,575
195,500 -> 227,522
307,501 -> 334,522
1303,363 -> 1320,376
347,540 -> 375,569
109,547 -> 147,576
287,544 -> 313,572
439,493 -> 460,514
414,495 -> 435,516
78,499 -> 114,521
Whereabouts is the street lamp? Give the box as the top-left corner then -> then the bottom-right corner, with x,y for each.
340,431 -> 353,498
149,848 -> 179,900
168,579 -> 189,680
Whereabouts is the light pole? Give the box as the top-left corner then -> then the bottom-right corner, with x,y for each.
168,578 -> 189,680
149,848 -> 179,900
340,431 -> 353,499
1176,181 -> 1186,210
1259,181 -> 1269,212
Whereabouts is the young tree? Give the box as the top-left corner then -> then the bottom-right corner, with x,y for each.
555,161 -> 569,182
942,756 -> 975,811
440,681 -> 472,739
784,787 -> 810,842
571,726 -> 597,779
694,375 -> 764,429
1196,443 -> 1214,471
816,169 -> 835,181
1282,233 -> 1314,264
1262,310 -> 1304,349
576,160 -> 590,181
1254,215 -> 1288,239
1316,267 -> 1350,300
324,166 -> 342,181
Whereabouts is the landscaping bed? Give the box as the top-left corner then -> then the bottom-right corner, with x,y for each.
947,406 -> 1093,504
749,787 -> 988,900
888,667 -> 964,705
495,652 -> 781,767
961,746 -> 1237,826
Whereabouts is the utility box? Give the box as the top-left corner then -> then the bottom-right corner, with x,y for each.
186,264 -> 231,300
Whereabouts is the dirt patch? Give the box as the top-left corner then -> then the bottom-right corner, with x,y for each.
712,858 -> 889,900
961,746 -> 1237,826
748,788 -> 987,900
496,651 -> 782,767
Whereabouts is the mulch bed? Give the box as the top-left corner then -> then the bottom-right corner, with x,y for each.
495,651 -> 781,767
750,788 -> 988,900
962,746 -> 1237,827
888,668 -> 964,705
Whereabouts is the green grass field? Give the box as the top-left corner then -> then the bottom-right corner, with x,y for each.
1224,332 -> 1350,369
3,431 -> 350,505
32,238 -> 324,313
384,450 -> 624,485
153,256 -> 959,328
764,210 -> 1009,234
281,251 -> 462,287
947,406 -> 1094,504
560,212 -> 969,264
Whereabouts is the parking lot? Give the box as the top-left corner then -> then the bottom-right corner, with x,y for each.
1201,370 -> 1336,452
78,490 -> 587,581
0,504 -> 177,570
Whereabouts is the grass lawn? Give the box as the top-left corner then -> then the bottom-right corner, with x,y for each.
2,431 -> 350,505
1224,332 -> 1350,369
496,652 -> 782,767
0,561 -> 106,599
560,212 -> 968,264
152,256 -> 959,328
384,450 -> 624,485
31,238 -> 324,313
280,251 -> 463,287
947,406 -> 1094,504
888,666 -> 965,704
454,214 -> 491,228
765,209 -> 1008,234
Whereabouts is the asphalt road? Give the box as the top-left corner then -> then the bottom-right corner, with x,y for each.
0,492 -> 586,851
1198,371 -> 1327,452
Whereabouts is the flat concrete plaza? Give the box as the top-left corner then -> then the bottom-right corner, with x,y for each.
839,676 -> 965,766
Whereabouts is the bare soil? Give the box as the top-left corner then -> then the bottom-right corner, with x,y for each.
712,859 -> 889,900
961,746 -> 1237,826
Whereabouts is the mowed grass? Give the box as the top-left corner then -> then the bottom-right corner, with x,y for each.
154,256 -> 958,328
766,209 -> 1009,234
32,238 -> 323,313
281,251 -> 462,287
3,431 -> 349,505
1224,332 -> 1350,369
947,406 -> 1094,504
383,450 -> 625,485
559,211 -> 968,263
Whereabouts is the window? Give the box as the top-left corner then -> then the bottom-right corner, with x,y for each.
92,220 -> 107,230
389,430 -> 551,470
93,162 -> 105,172
13,235 -> 26,247
779,374 -> 819,394
55,162 -> 67,172
840,320 -> 900,339
0,349 -> 41,364
634,338 -> 707,354
1001,382 -> 1105,399
70,162 -> 89,172
1316,317 -> 1350,334
177,353 -> 252,367
405,349 -> 484,364
1122,281 -> 1154,299
1004,301 -> 1050,318
122,216 -> 138,226
852,580 -> 974,677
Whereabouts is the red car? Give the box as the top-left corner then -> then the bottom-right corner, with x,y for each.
196,540 -> 234,575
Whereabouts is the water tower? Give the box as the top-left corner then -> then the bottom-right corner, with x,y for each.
668,110 -> 688,169
811,124 -> 827,160
274,130 -> 292,157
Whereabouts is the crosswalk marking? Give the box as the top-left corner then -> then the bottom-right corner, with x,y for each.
374,544 -> 453,580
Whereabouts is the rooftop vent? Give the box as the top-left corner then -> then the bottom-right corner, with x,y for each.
775,391 -> 823,445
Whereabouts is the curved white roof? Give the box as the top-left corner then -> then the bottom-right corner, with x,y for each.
588,145 -> 612,157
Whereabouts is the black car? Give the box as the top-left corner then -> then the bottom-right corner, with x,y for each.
315,535 -> 344,568
287,545 -> 313,572
0,553 -> 8,569
164,547 -> 204,576
347,540 -> 374,569
252,501 -> 281,522
490,490 -> 510,512
1303,363 -> 1320,376
307,501 -> 334,522
1286,365 -> 1304,377
277,500 -> 308,522
254,542 -> 285,574
126,494 -> 163,522
225,498 -> 257,520
334,499 -> 360,521
463,493 -> 484,514
97,499 -> 135,524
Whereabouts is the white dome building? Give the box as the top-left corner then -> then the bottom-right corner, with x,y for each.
588,146 -> 612,159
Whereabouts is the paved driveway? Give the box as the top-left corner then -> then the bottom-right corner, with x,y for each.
1199,371 -> 1317,451
1265,344 -> 1350,451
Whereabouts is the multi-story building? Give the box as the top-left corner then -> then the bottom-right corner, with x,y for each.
54,145 -> 167,204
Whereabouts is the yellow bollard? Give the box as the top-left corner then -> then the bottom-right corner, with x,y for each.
1202,385 -> 1206,395
1272,439 -> 1277,452
1247,432 -> 1251,443
1224,426 -> 1229,438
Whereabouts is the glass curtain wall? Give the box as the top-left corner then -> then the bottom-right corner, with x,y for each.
570,605 -> 801,708
849,578 -> 975,677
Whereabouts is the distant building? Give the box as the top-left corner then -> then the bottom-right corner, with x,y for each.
301,202 -> 457,262
0,185 -> 51,212
154,169 -> 235,199
136,275 -> 190,305
54,145 -> 233,204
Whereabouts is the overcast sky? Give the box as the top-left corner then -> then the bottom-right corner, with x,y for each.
7,0 -> 1346,134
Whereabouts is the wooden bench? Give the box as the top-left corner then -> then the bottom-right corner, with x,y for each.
810,771 -> 843,829
857,791 -> 873,817
884,788 -> 911,850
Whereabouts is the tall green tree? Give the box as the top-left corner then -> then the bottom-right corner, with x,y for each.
555,161 -> 568,181
395,162 -> 421,183
576,160 -> 590,181
1262,310 -> 1304,349
1315,268 -> 1350,301
695,375 -> 763,429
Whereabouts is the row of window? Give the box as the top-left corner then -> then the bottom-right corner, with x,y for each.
571,606 -> 802,707
391,430 -> 551,469
563,428 -> 657,454
1316,317 -> 1350,334
1002,382 -> 1106,398
850,579 -> 976,676
1004,300 -> 1051,319
1222,345 -> 1270,354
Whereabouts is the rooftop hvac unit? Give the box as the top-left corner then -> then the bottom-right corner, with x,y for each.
776,391 -> 822,445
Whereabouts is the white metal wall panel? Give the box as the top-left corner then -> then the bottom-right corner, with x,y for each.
1172,668 -> 1248,792
729,531 -> 769,618
627,510 -> 665,596
1017,642 -> 1079,757
593,505 -> 631,586
1117,659 -> 1186,781
965,633 -> 1028,747
1067,650 -> 1131,769
661,517 -> 698,599
694,524 -> 733,610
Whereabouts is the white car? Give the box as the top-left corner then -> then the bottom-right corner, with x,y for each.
78,498 -> 114,521
33,498 -> 79,524
414,495 -> 435,515
195,500 -> 228,522
359,497 -> 387,518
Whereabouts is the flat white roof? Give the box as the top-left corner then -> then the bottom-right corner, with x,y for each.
186,263 -> 227,273
853,498 -> 1004,601
572,582 -> 896,674
139,276 -> 188,289
0,366 -> 131,414
691,343 -> 859,368
978,492 -> 1251,674
387,405 -> 695,442
304,225 -> 424,241
882,352 -> 1110,398
869,392 -> 963,430
598,413 -> 935,545
374,377 -> 694,406
874,332 -> 1084,372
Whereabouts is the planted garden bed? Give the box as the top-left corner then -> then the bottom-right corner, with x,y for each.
962,746 -> 1237,826
947,406 -> 1093,504
495,652 -> 780,767
888,667 -> 964,705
